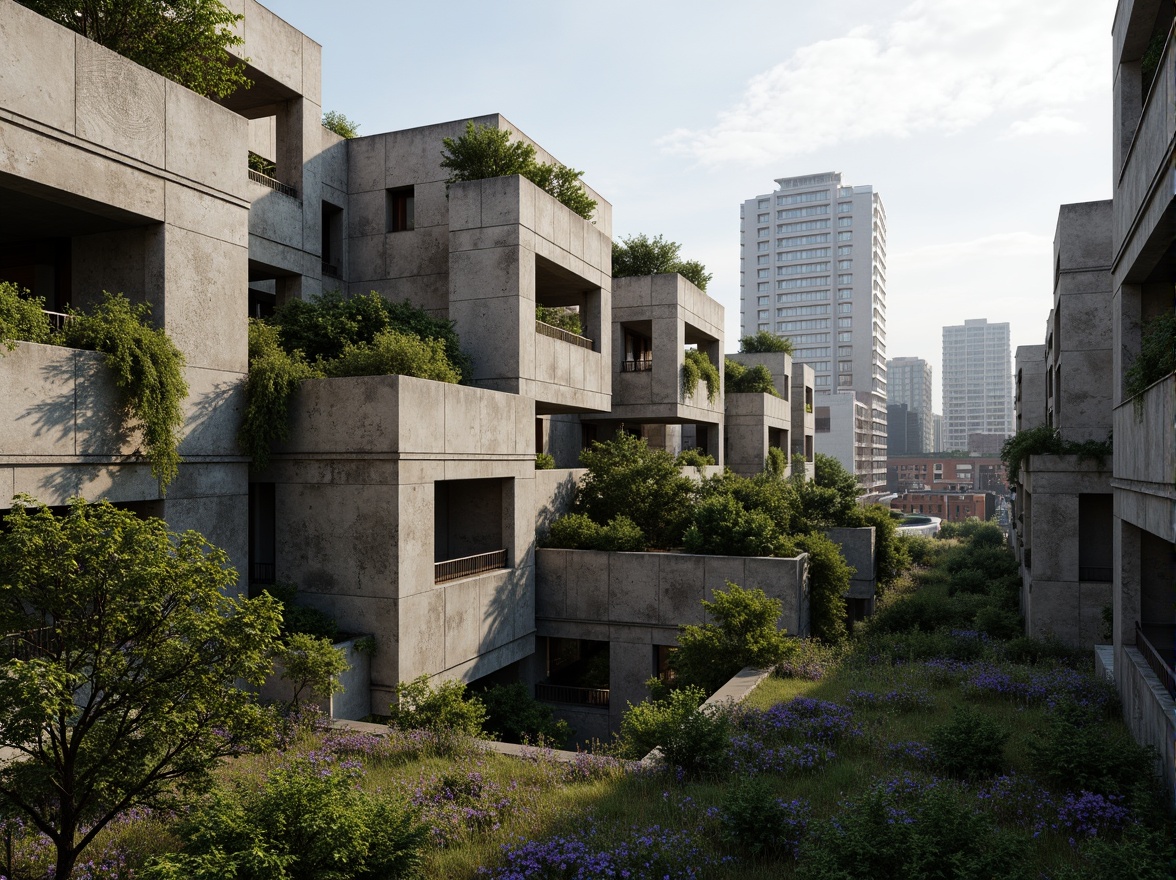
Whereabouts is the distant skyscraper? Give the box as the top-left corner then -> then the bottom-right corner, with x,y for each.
941,319 -> 1013,452
887,356 -> 933,453
740,172 -> 888,496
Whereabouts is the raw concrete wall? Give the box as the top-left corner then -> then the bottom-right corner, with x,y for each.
1114,374 -> 1176,540
1118,646 -> 1176,804
265,374 -> 536,708
449,175 -> 612,413
826,526 -> 876,599
724,392 -> 791,477
535,547 -> 807,733
259,635 -> 372,721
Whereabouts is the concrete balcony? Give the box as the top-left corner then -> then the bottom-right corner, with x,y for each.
1113,22 -> 1176,271
725,392 -> 791,478
448,175 -> 612,414
1113,371 -> 1176,538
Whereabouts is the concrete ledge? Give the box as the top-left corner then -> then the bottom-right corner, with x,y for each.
328,719 -> 590,765
1094,644 -> 1114,681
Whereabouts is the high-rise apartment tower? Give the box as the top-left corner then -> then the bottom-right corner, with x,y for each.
941,318 -> 1013,452
740,172 -> 888,495
887,356 -> 933,453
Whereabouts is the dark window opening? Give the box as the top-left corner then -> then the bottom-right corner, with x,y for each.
535,637 -> 610,706
321,201 -> 343,278
387,187 -> 415,233
434,478 -> 509,582
248,482 -> 276,595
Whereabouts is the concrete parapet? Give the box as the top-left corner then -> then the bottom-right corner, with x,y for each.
724,392 -> 791,477
1113,373 -> 1176,540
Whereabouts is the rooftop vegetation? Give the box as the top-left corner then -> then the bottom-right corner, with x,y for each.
18,0 -> 250,98
611,233 -> 712,291
999,425 -> 1112,484
0,282 -> 188,492
681,348 -> 720,403
322,110 -> 360,139
1124,309 -> 1176,401
725,357 -> 779,396
7,523 -> 1167,879
440,121 -> 597,220
239,292 -> 470,468
739,331 -> 794,355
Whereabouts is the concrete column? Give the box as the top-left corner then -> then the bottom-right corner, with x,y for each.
609,640 -> 653,735
1113,62 -> 1142,177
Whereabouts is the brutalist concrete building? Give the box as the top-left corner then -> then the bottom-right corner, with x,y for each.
0,0 -> 867,726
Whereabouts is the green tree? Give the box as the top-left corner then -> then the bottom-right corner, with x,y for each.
0,498 -> 282,880
573,432 -> 695,549
738,331 -> 794,354
19,0 -> 250,98
861,504 -> 912,594
439,121 -> 597,220
388,674 -> 486,737
611,233 -> 712,291
724,358 -> 778,396
797,531 -> 852,643
0,282 -> 53,348
792,453 -> 862,531
321,110 -> 360,139
670,582 -> 791,693
275,633 -> 348,712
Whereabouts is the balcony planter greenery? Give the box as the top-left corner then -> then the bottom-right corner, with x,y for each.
1124,310 -> 1176,402
612,234 -> 712,292
682,349 -> 719,404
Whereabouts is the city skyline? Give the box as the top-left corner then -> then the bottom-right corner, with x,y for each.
263,0 -> 1114,412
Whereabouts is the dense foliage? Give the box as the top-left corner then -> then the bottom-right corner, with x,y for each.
681,348 -> 720,403
240,293 -> 470,467
0,281 -> 52,347
1124,309 -> 1176,401
322,110 -> 360,138
610,233 -> 712,291
62,293 -> 189,490
143,757 -> 427,880
1,285 -> 189,491
739,331 -> 794,354
724,357 -> 779,396
388,675 -> 487,738
534,303 -> 583,335
617,686 -> 732,775
19,0 -> 250,98
670,582 -> 791,693
0,499 -> 282,880
1000,424 -> 1112,483
439,121 -> 597,220
675,447 -> 716,468
476,683 -> 572,748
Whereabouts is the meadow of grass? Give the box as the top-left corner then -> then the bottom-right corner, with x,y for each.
3,530 -> 1173,879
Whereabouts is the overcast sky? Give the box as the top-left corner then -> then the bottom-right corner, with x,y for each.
266,0 -> 1115,412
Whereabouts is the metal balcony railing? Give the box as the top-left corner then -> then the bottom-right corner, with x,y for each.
251,562 -> 276,584
0,625 -> 56,661
322,261 -> 340,278
248,168 -> 299,199
535,320 -> 593,350
434,549 -> 507,584
621,359 -> 653,372
42,309 -> 72,332
535,682 -> 610,707
1136,621 -> 1176,700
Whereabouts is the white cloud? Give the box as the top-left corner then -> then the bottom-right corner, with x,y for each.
660,0 -> 1109,165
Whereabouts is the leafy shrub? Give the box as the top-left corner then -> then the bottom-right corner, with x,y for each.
611,233 -> 712,291
683,494 -> 789,559
739,331 -> 793,354
797,776 -> 1031,880
535,303 -> 583,335
276,633 -> 348,711
142,758 -> 427,880
861,504 -> 911,594
61,292 -> 188,491
950,567 -> 991,595
670,582 -> 791,693
1124,309 -> 1176,401
265,580 -> 339,641
719,778 -> 809,859
681,348 -> 720,403
476,683 -> 571,747
616,686 -> 732,775
1001,425 -> 1111,483
542,513 -> 645,552
724,358 -> 779,396
930,705 -> 1008,780
765,446 -> 789,478
798,531 -> 851,644
239,320 -> 323,468
574,432 -> 694,549
534,452 -> 555,469
322,110 -> 359,138
1028,702 -> 1157,797
674,447 -> 715,468
324,329 -> 462,383
388,675 -> 486,737
0,281 -> 52,348
1055,822 -> 1176,880
1001,635 -> 1087,666
440,121 -> 597,220
903,534 -> 945,567
974,606 -> 1022,640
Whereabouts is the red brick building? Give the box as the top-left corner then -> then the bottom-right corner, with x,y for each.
891,492 -> 994,522
886,455 -> 1008,495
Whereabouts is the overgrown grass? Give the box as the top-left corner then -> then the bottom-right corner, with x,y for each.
4,536 -> 1171,879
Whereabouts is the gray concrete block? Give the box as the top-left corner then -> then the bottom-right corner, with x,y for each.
75,37 -> 165,167
658,553 -> 706,626
565,550 -> 610,621
0,1 -> 76,133
162,225 -> 248,373
609,552 -> 659,624
164,80 -> 247,200
398,588 -> 444,679
347,135 -> 386,193
165,182 -> 249,247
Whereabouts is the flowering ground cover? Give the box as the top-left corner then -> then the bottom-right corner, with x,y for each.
2,536 -> 1172,879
